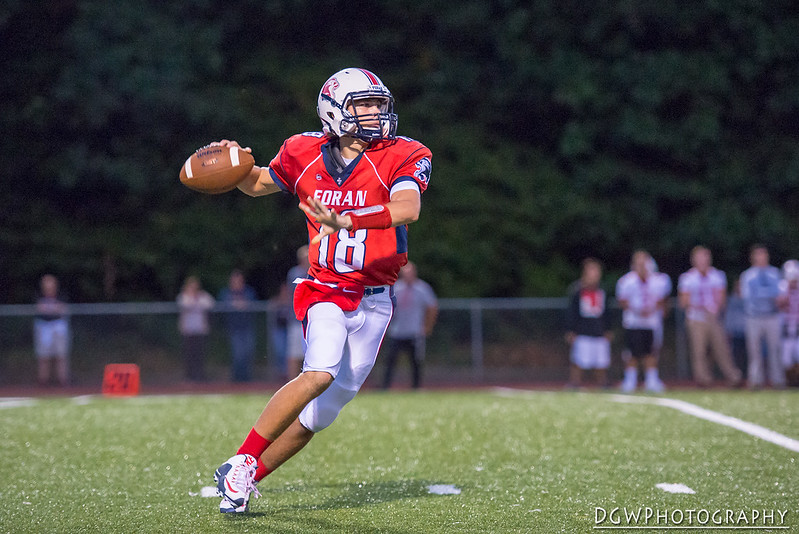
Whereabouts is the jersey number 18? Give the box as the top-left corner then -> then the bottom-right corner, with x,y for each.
318,229 -> 367,273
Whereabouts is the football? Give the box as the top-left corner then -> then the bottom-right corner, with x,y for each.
179,145 -> 255,194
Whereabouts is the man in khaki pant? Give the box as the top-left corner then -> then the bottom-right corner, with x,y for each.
677,246 -> 743,387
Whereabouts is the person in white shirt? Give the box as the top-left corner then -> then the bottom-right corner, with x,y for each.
740,244 -> 784,389
677,246 -> 742,387
33,274 -> 71,387
777,259 -> 799,386
381,262 -> 438,389
177,276 -> 216,382
285,246 -> 311,379
615,251 -> 672,392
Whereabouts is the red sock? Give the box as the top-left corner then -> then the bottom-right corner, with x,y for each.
254,458 -> 273,482
237,428 -> 272,458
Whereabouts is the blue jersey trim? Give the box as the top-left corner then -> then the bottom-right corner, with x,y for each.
390,175 -> 417,189
269,168 -> 290,193
395,225 -> 408,254
321,141 -> 363,187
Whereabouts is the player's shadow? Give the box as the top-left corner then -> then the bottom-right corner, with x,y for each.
224,479 -> 459,534
223,511 -> 269,520
269,478 -> 445,512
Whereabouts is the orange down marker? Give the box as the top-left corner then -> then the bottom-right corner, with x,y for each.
101,364 -> 141,396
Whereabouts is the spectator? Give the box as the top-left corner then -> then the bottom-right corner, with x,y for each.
564,258 -> 612,389
267,283 -> 292,381
645,257 -> 668,361
677,246 -> 742,388
778,260 -> 799,387
33,274 -> 70,387
724,279 -> 748,380
285,245 -> 310,379
177,276 -> 215,382
381,262 -> 439,389
615,251 -> 672,393
219,270 -> 258,382
740,244 -> 785,389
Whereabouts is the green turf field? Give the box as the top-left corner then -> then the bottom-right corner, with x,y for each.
1,389 -> 797,533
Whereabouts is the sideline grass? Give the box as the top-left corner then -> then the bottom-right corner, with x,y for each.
1,390 -> 797,533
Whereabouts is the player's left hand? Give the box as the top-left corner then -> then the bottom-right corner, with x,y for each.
300,196 -> 353,244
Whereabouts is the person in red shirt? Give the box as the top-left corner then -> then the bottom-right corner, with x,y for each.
212,68 -> 432,513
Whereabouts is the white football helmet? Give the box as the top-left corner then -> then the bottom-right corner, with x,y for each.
783,259 -> 799,282
317,68 -> 398,141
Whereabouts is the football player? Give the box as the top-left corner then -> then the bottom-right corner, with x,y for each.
211,68 -> 432,513
615,250 -> 672,392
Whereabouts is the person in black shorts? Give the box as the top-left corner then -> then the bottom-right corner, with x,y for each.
625,329 -> 655,359
615,251 -> 672,392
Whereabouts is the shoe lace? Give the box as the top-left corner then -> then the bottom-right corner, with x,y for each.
230,460 -> 261,500
249,480 -> 261,500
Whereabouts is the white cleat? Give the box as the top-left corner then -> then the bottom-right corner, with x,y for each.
213,454 -> 260,513
219,497 -> 249,514
645,379 -> 666,393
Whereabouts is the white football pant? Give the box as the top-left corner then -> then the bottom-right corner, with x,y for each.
298,288 -> 393,432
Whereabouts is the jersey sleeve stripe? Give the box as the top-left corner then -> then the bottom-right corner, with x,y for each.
395,226 -> 408,254
389,178 -> 420,197
269,168 -> 290,192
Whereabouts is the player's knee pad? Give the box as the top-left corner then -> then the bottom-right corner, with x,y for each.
298,381 -> 359,433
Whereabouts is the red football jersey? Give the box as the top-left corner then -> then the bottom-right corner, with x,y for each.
268,133 -> 432,286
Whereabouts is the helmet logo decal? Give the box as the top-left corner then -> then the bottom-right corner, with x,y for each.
321,77 -> 340,100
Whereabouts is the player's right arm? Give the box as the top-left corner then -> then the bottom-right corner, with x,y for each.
237,166 -> 282,197
211,139 -> 282,197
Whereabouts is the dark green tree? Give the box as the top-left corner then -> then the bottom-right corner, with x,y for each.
2,0 -> 798,301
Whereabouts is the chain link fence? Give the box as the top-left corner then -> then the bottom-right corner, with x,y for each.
0,299 -> 692,388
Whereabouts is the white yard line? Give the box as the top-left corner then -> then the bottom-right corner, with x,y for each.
0,397 -> 37,409
427,484 -> 462,495
655,482 -> 695,494
493,388 -> 799,454
72,395 -> 95,405
610,394 -> 799,453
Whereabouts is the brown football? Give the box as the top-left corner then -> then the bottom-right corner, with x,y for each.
179,145 -> 255,194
